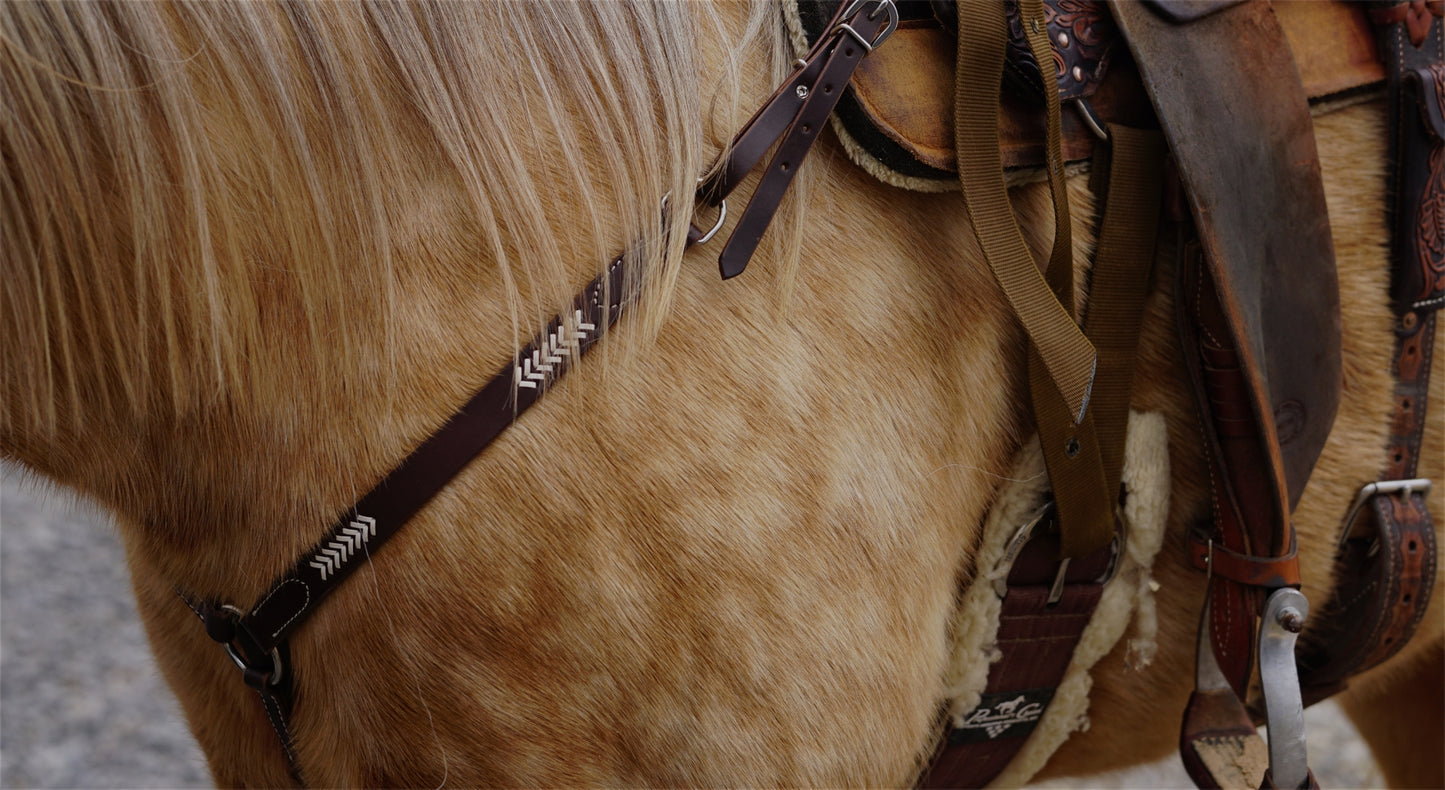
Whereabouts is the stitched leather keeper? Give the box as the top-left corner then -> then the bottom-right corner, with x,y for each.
1188,530 -> 1302,588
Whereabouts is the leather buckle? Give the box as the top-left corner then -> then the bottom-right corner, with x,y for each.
832,0 -> 899,53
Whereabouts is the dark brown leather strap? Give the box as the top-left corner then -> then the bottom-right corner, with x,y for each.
698,4 -> 856,204
184,254 -> 635,780
234,256 -> 633,653
713,1 -> 896,278
1296,5 -> 1442,706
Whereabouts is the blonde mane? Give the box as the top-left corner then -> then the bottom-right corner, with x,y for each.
1,1 -> 790,438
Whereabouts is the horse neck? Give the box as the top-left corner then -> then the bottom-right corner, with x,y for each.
0,2 -> 766,602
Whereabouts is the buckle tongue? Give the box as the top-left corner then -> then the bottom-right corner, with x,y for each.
993,502 -> 1058,599
992,500 -> 1122,603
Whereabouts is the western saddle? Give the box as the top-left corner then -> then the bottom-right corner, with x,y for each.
773,1 -> 1439,787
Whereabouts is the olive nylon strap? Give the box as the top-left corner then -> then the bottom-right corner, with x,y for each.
952,0 -> 1098,428
1084,125 -> 1167,500
923,121 -> 1166,790
955,0 -> 1113,557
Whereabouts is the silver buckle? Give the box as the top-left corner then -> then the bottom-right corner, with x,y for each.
992,501 -> 1122,605
831,0 -> 899,54
1337,478 -> 1432,548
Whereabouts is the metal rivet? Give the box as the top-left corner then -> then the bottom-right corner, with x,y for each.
795,84 -> 809,100
1057,32 -> 1070,47
1071,65 -> 1085,82
1278,606 -> 1304,633
1402,311 -> 1418,330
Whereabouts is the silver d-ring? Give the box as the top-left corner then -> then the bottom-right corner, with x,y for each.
693,200 -> 727,245
225,642 -> 285,686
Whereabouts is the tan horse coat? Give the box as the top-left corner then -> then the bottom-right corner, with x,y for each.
2,2 -> 1439,786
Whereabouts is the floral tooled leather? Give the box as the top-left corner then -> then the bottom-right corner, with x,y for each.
1004,0 -> 1117,102
1413,65 -> 1444,304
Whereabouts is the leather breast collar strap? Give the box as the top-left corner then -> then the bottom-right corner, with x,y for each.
178,2 -> 897,781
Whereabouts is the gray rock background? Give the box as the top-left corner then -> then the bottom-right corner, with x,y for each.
1,463 -> 1381,789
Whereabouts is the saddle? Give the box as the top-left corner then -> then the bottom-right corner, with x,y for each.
777,1 -> 1441,787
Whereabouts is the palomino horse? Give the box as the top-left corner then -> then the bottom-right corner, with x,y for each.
1,1 -> 1440,786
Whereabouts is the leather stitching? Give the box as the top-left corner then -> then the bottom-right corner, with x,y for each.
251,579 -> 311,642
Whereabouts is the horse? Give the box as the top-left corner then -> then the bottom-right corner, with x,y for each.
1,1 -> 1440,786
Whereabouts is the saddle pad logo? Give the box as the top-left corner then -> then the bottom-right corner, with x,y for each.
949,688 -> 1055,745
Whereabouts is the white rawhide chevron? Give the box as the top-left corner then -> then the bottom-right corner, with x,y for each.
309,515 -> 377,581
515,310 -> 597,390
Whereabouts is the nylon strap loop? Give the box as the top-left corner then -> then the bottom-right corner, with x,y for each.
956,0 -> 1142,557
953,0 -> 1097,425
1084,125 -> 1167,502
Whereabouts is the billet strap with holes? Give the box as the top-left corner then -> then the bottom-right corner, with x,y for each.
701,0 -> 898,278
1296,4 -> 1442,707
